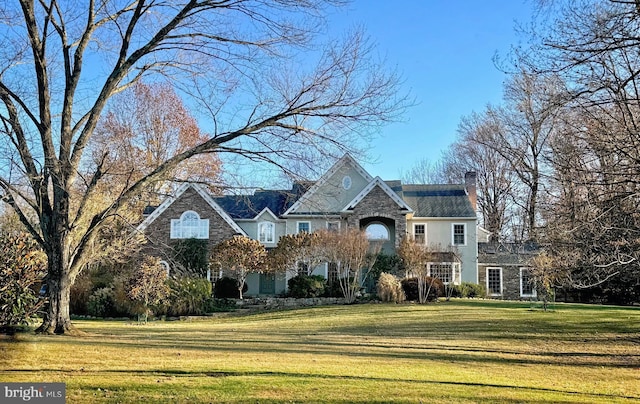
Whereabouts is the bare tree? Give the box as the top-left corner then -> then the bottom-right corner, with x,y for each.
479,70 -> 566,242
0,1 -> 404,333
320,228 -> 381,304
524,0 -> 640,289
448,111 -> 517,241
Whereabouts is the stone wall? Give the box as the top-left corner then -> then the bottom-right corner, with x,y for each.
346,185 -> 407,248
478,265 -> 531,300
234,297 -> 346,309
143,187 -> 240,261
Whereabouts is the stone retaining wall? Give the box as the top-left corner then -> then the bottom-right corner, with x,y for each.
234,297 -> 346,309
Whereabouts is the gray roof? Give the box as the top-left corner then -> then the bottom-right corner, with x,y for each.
392,184 -> 476,218
478,242 -> 540,265
214,183 -> 311,219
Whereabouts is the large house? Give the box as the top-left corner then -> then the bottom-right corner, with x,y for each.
137,154 -> 533,299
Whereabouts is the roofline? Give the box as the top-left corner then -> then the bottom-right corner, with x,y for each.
408,216 -> 478,220
283,154 -> 374,216
136,183 -> 247,236
343,176 -> 413,213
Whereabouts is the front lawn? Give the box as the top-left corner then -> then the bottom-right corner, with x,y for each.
1,300 -> 639,403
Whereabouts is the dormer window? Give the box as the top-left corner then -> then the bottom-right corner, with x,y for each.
170,211 -> 209,239
258,221 -> 275,243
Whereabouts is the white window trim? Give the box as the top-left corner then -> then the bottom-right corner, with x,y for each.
159,260 -> 170,276
452,223 -> 467,246
170,210 -> 209,239
327,221 -> 341,231
258,221 -> 275,243
413,223 -> 426,244
297,221 -> 311,234
486,267 -> 503,296
427,262 -> 457,285
520,267 -> 537,298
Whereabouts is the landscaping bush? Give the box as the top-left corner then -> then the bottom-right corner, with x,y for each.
213,276 -> 247,299
324,280 -> 344,298
0,232 -> 47,330
288,274 -> 327,298
164,277 -> 212,316
460,282 -> 486,298
376,272 -> 405,303
173,238 -> 209,276
401,277 -> 444,302
87,287 -> 117,317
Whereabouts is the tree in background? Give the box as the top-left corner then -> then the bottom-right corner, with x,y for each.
210,236 -> 268,300
0,232 -> 47,330
446,111 -> 517,241
320,228 -> 381,304
127,255 -> 170,323
91,81 -> 223,202
0,1 -> 404,333
520,0 -> 640,293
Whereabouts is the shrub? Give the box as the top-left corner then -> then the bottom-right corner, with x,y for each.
87,287 -> 117,317
0,232 -> 47,330
164,277 -> 212,316
213,276 -> 247,299
401,277 -> 444,302
173,238 -> 209,276
288,274 -> 327,298
376,272 -> 405,303
459,282 -> 485,298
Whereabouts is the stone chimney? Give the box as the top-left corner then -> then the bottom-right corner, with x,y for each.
464,171 -> 477,212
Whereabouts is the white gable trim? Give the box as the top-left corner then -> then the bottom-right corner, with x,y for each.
343,177 -> 413,212
136,183 -> 246,236
283,154 -> 374,216
254,207 -> 281,221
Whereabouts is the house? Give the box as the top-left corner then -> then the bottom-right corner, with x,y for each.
136,154 -> 484,296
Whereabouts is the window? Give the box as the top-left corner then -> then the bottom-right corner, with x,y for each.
258,221 -> 275,243
159,261 -> 170,276
342,175 -> 352,190
365,223 -> 389,240
327,262 -> 338,285
429,263 -> 453,284
414,224 -> 425,244
298,261 -> 310,276
520,267 -> 536,297
452,223 -> 466,245
487,267 -> 502,296
297,221 -> 310,234
170,211 -> 209,239
327,221 -> 340,231
207,268 -> 223,283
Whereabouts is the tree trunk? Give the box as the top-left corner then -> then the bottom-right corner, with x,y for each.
36,263 -> 76,334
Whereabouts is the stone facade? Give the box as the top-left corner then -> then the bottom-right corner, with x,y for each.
346,185 -> 408,249
143,187 -> 240,262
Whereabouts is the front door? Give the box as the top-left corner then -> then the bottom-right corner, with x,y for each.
259,273 -> 276,294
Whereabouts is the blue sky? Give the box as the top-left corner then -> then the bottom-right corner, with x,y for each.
330,1 -> 535,180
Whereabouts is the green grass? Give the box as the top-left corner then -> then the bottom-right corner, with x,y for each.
1,300 -> 639,403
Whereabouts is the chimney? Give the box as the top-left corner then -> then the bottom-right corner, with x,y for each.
464,171 -> 477,212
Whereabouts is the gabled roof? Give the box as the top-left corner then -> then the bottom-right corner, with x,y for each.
395,184 -> 477,218
215,185 -> 309,219
136,183 -> 246,235
343,177 -> 413,212
283,154 -> 373,216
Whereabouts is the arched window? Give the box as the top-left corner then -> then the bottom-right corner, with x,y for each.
365,223 -> 389,240
159,260 -> 171,276
170,210 -> 209,239
258,221 -> 275,243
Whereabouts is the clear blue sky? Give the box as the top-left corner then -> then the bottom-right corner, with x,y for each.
330,1 -> 535,180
